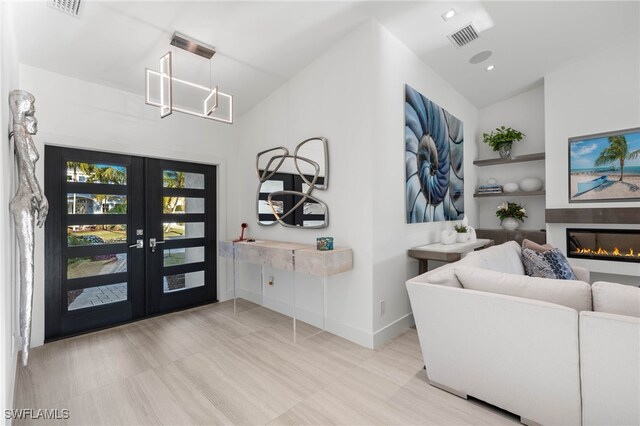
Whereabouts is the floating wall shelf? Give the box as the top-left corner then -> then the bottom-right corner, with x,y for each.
473,152 -> 545,167
474,190 -> 546,198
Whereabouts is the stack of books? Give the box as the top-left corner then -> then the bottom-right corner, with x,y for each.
477,184 -> 503,194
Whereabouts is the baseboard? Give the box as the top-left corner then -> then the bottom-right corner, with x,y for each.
372,313 -> 415,349
323,316 -> 375,349
225,291 -> 413,351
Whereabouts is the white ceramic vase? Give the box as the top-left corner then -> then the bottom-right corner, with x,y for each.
441,230 -> 457,245
501,217 -> 520,231
519,177 -> 543,192
503,182 -> 519,193
456,232 -> 470,243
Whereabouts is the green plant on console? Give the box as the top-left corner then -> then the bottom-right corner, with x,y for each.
454,224 -> 468,233
482,126 -> 525,151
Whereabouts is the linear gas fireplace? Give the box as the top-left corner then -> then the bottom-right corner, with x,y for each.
567,228 -> 640,263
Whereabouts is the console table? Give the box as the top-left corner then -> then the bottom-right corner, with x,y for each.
408,239 -> 494,274
219,239 -> 353,341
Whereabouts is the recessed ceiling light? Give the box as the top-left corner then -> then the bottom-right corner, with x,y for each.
442,9 -> 457,21
469,50 -> 492,64
486,65 -> 495,71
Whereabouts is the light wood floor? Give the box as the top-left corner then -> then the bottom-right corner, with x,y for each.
14,300 -> 519,425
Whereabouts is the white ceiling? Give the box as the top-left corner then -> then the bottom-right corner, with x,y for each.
8,1 -> 639,115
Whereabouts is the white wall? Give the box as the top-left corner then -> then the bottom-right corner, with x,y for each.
18,64 -> 237,348
544,40 -> 640,281
0,2 -> 20,419
370,23 -> 478,344
231,20 -> 376,347
477,85 -> 546,230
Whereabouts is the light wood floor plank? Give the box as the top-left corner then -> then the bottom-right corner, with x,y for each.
14,299 -> 520,425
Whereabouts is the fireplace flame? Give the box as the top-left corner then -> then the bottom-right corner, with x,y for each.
575,247 -> 639,257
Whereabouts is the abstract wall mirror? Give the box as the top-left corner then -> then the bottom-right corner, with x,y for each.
256,138 -> 329,228
294,137 -> 329,190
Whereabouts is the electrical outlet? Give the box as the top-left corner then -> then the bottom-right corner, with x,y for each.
268,276 -> 274,286
380,300 -> 385,316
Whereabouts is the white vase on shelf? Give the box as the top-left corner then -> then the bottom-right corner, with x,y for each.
503,182 -> 519,193
501,217 -> 520,231
519,177 -> 543,192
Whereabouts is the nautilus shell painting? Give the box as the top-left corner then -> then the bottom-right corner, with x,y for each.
405,84 -> 464,223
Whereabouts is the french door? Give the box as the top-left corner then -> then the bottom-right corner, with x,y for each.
44,147 -> 217,340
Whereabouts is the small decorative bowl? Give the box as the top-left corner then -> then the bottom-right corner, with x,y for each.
317,237 -> 334,251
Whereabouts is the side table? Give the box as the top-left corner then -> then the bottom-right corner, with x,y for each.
408,239 -> 494,274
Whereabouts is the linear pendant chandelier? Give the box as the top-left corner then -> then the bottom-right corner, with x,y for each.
145,32 -> 233,124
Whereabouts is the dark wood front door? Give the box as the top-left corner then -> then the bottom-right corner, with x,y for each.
44,147 -> 217,340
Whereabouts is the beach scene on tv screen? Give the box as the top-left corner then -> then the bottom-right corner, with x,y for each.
570,129 -> 640,201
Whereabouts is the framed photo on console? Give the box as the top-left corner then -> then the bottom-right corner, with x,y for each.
568,127 -> 640,203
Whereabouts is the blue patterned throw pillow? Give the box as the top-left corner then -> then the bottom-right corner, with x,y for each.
522,248 -> 578,280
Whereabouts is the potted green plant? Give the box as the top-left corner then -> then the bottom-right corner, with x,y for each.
496,202 -> 527,231
454,224 -> 469,242
482,126 -> 525,159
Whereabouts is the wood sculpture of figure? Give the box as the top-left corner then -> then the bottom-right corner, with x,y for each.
8,89 -> 48,366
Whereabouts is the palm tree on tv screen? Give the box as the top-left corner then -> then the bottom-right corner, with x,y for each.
594,135 -> 640,181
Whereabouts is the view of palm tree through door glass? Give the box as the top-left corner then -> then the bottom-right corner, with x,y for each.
146,159 -> 216,314
45,147 -> 217,340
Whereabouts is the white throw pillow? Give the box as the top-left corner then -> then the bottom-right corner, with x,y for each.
592,281 -> 640,318
474,241 -> 525,276
425,252 -> 489,288
455,266 -> 592,312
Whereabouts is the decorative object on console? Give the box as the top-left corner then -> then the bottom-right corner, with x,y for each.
569,127 -> 640,203
256,137 -> 328,229
316,237 -> 334,251
503,182 -> 519,193
9,90 -> 48,367
482,126 -> 525,159
462,215 -> 477,242
519,177 -> 543,192
405,84 -> 464,223
145,32 -> 233,124
454,224 -> 469,243
440,230 -> 457,245
496,201 -> 527,230
233,223 -> 248,242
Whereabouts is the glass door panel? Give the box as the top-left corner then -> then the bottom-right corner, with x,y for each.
45,147 -> 145,339
146,160 -> 217,314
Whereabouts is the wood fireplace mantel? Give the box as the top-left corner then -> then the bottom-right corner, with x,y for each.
545,207 -> 640,224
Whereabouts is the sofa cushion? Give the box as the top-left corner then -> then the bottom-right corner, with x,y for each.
418,241 -> 526,287
522,248 -> 578,280
474,241 -> 525,275
423,252 -> 489,288
592,281 -> 640,318
522,238 -> 553,253
455,266 -> 592,312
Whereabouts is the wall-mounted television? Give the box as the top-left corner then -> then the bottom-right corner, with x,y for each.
568,127 -> 640,203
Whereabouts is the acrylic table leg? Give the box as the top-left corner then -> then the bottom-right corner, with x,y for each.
260,265 -> 265,306
232,245 -> 237,315
322,276 -> 327,330
292,251 -> 297,344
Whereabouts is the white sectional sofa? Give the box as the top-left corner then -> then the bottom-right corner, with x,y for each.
406,241 -> 640,426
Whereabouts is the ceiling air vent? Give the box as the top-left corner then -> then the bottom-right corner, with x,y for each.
48,0 -> 81,17
448,23 -> 479,48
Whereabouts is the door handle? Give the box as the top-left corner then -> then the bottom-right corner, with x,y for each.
149,238 -> 165,253
128,239 -> 144,249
